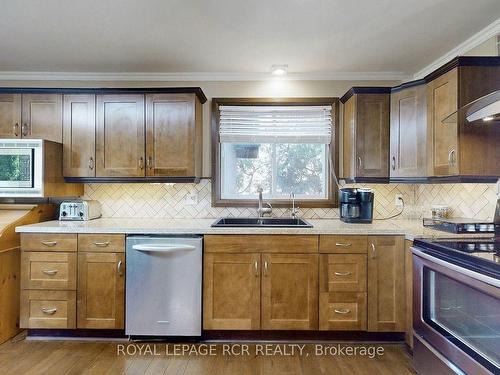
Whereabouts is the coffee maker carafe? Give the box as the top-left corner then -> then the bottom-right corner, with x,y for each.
339,188 -> 374,223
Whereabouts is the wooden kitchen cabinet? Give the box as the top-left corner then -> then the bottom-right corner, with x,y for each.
146,93 -> 202,178
390,84 -> 428,178
21,94 -> 63,142
367,235 -> 405,332
427,68 -> 459,176
96,94 -> 145,177
77,252 -> 125,329
63,94 -> 96,177
0,94 -> 21,138
261,253 -> 318,330
426,60 -> 500,177
341,89 -> 390,181
203,253 -> 261,330
0,93 -> 62,141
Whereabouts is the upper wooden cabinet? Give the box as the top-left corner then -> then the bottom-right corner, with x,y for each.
63,95 -> 96,177
146,94 -> 202,177
96,94 -> 146,178
390,84 -> 428,178
0,93 -> 62,142
0,94 -> 21,138
426,60 -> 500,177
341,89 -> 390,181
367,235 -> 405,332
21,94 -> 63,142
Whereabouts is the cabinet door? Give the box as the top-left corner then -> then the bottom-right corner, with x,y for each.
341,96 -> 356,179
355,94 -> 390,178
77,252 -> 125,329
63,95 -> 96,177
427,68 -> 458,176
96,94 -> 145,177
21,94 -> 63,142
390,85 -> 427,178
203,253 -> 260,330
367,236 -> 405,332
0,94 -> 21,138
261,253 -> 318,330
146,94 -> 199,177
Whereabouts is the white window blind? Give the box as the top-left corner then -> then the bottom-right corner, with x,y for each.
219,105 -> 332,144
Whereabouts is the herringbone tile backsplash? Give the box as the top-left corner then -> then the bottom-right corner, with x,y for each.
84,180 -> 499,220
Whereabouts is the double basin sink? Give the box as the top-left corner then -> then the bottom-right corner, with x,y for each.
211,217 -> 313,228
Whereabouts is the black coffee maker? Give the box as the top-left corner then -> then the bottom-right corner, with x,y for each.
339,188 -> 374,223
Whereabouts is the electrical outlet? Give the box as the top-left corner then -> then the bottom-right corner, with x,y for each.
185,191 -> 198,205
395,194 -> 404,206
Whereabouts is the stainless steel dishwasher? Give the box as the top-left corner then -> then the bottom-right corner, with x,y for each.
126,235 -> 202,336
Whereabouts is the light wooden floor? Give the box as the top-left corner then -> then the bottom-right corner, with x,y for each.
0,339 -> 415,375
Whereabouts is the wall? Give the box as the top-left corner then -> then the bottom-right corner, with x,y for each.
83,180 -> 499,221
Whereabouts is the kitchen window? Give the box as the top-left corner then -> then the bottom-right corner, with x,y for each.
212,98 -> 339,207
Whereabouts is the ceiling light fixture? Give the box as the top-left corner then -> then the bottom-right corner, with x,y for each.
271,64 -> 288,76
482,116 -> 494,121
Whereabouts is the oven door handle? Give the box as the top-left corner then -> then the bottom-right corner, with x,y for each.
412,247 -> 500,288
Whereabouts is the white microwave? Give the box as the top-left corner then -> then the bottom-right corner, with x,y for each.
0,139 -> 81,198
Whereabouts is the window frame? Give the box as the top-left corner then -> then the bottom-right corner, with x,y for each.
211,97 -> 340,208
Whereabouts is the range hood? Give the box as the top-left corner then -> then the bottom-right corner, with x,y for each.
442,90 -> 500,124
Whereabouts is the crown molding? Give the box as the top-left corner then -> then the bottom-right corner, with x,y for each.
413,18 -> 500,79
0,70 -> 410,82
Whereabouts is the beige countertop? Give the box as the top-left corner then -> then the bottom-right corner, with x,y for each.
15,217 -> 492,241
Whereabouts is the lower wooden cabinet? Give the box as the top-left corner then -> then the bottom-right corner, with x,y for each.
20,290 -> 76,329
203,253 -> 260,330
261,253 -> 318,330
77,252 -> 125,329
367,236 -> 405,332
203,251 -> 318,331
21,251 -> 77,290
319,292 -> 367,331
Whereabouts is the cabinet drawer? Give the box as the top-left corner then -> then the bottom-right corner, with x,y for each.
205,235 -> 318,253
319,292 -> 366,331
78,234 -> 125,252
20,290 -> 76,329
320,254 -> 366,292
319,235 -> 367,254
21,252 -> 77,290
21,233 -> 77,252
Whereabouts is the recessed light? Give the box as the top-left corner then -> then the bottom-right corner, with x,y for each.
482,116 -> 494,121
271,64 -> 288,76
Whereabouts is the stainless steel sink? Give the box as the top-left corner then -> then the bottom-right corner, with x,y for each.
211,217 -> 313,228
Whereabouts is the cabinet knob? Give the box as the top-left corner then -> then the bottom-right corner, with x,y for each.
21,123 -> 29,137
391,156 -> 396,171
448,149 -> 456,167
147,156 -> 153,170
117,260 -> 124,276
88,157 -> 94,170
13,123 -> 19,137
138,157 -> 144,170
254,260 -> 259,277
371,243 -> 376,259
357,156 -> 362,170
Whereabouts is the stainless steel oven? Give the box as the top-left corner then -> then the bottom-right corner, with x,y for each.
413,247 -> 500,375
0,139 -> 43,197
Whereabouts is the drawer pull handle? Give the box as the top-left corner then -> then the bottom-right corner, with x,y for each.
371,243 -> 376,259
254,260 -> 259,277
42,269 -> 58,276
93,241 -> 110,247
41,241 -> 58,247
41,308 -> 57,315
334,271 -> 351,276
117,260 -> 124,276
334,308 -> 351,315
335,243 -> 352,247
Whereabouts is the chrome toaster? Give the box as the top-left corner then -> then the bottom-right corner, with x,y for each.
59,200 -> 102,221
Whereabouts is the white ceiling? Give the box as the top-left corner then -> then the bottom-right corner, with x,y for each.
0,0 -> 499,78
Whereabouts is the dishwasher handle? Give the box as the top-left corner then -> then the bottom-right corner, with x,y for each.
132,244 -> 196,253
